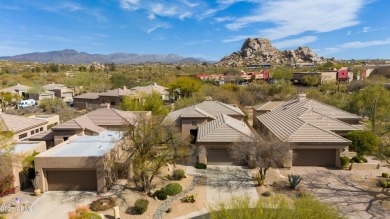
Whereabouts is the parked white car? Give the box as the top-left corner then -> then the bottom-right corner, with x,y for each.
18,99 -> 36,109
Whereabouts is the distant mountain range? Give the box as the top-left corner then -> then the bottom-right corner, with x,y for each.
0,49 -> 210,64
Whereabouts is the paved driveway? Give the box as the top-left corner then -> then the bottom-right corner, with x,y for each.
288,167 -> 390,219
19,191 -> 98,219
207,165 -> 259,207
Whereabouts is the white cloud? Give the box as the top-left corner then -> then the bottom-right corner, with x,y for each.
183,39 -> 211,45
183,0 -> 199,7
147,24 -> 171,34
347,31 -> 352,36
273,36 -> 317,49
225,0 -> 366,40
119,0 -> 140,10
214,16 -> 235,22
179,12 -> 192,20
324,38 -> 390,54
148,13 -> 156,20
362,26 -> 371,32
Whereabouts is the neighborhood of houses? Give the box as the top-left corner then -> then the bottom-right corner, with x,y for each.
0,73 -> 388,218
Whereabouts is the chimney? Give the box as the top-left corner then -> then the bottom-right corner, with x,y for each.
153,82 -> 157,86
205,96 -> 212,101
123,86 -> 127,91
297,93 -> 306,101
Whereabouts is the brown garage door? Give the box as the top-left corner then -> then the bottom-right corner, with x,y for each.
293,149 -> 336,167
46,170 -> 97,191
207,148 -> 234,165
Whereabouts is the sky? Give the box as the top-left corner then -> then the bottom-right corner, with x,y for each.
1,0 -> 390,61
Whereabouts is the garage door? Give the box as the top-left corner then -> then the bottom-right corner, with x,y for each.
46,170 -> 97,191
293,149 -> 336,167
207,148 -> 234,165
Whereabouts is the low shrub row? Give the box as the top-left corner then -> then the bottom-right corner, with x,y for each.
172,169 -> 186,181
154,183 -> 183,200
195,162 -> 207,169
379,179 -> 390,188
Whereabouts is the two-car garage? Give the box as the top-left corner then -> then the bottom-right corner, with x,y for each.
45,169 -> 97,191
293,149 -> 337,167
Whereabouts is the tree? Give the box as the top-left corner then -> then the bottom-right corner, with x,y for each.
271,69 -> 292,81
346,130 -> 379,157
346,84 -> 390,132
230,135 -> 290,186
169,77 -> 202,98
0,92 -> 22,112
48,64 -> 60,72
120,92 -> 169,116
302,75 -> 320,86
121,116 -> 193,192
39,98 -> 80,122
79,66 -> 87,72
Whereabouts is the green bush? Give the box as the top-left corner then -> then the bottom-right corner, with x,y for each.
164,183 -> 183,196
154,189 -> 167,200
340,156 -> 350,169
288,175 -> 302,189
351,156 -> 367,163
134,199 -> 149,214
195,162 -> 207,169
89,197 -> 116,211
379,179 -> 388,188
382,173 -> 389,178
172,169 -> 186,181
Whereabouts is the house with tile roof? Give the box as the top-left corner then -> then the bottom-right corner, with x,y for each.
164,100 -> 254,164
196,114 -> 254,165
0,84 -> 31,98
73,86 -> 138,110
130,83 -> 170,100
255,93 -> 362,167
0,113 -> 59,141
28,108 -> 150,146
43,83 -> 74,101
164,100 -> 245,137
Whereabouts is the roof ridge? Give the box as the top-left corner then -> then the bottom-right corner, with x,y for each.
73,116 -> 87,129
0,114 -> 10,131
111,108 -> 131,124
215,101 -> 244,115
289,121 -> 350,142
222,114 -> 252,137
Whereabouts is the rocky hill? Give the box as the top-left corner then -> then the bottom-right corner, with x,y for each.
216,38 -> 324,67
0,49 -> 209,64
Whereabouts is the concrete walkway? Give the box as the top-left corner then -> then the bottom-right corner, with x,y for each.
288,167 -> 390,219
207,165 -> 259,207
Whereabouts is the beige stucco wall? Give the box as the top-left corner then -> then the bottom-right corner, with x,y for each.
181,118 -> 208,136
320,71 -> 337,84
0,141 -> 46,191
13,123 -> 48,141
34,139 -> 122,193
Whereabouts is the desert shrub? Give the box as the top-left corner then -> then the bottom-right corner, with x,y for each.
382,173 -> 389,178
172,169 -> 186,181
68,205 -> 101,219
379,179 -> 389,188
154,189 -> 167,200
181,194 -> 196,203
89,197 -> 116,211
134,199 -> 149,214
247,160 -> 257,169
261,191 -> 272,197
209,194 -> 344,219
195,162 -> 207,169
0,175 -> 16,197
288,175 -> 302,189
0,215 -> 6,219
255,173 -> 264,186
351,156 -> 367,163
340,156 -> 350,169
164,183 -> 182,196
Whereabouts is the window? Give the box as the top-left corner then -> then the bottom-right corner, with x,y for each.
36,129 -> 39,133
63,137 -> 69,141
192,121 -> 197,126
19,133 -> 28,139
40,127 -> 43,131
31,130 -> 35,135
